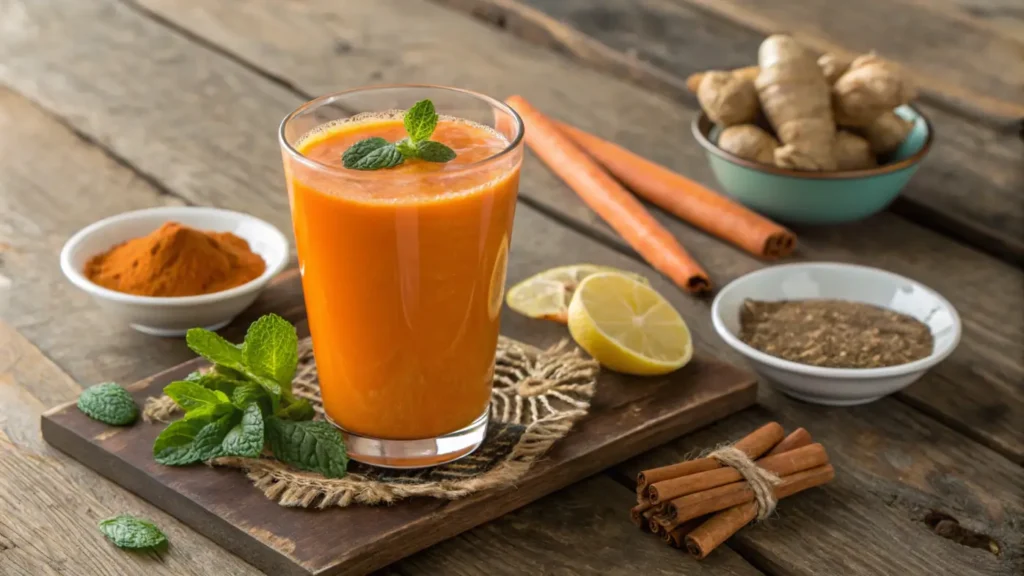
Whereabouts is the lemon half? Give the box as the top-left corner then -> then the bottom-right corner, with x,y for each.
567,272 -> 693,375
506,264 -> 648,324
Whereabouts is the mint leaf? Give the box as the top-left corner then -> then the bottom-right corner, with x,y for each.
186,328 -> 244,370
77,383 -> 138,426
346,143 -> 404,171
395,138 -> 419,159
232,382 -> 272,416
404,99 -> 438,142
242,314 -> 298,388
265,418 -> 348,478
153,417 -> 209,465
98,515 -> 167,550
417,140 -> 457,163
185,326 -> 281,403
164,381 -> 230,412
188,371 -> 243,396
182,401 -> 235,422
191,413 -> 238,461
221,403 -> 264,458
342,137 -> 388,168
277,398 -> 315,421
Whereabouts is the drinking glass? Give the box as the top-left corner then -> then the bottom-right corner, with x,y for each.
279,86 -> 524,468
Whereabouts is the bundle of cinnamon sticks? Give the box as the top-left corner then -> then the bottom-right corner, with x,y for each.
631,422 -> 834,559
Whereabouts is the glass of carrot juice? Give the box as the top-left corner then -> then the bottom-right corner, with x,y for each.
279,86 -> 524,468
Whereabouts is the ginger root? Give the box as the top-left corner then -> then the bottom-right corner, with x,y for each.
817,53 -> 853,85
834,131 -> 877,170
718,125 -> 780,165
687,66 -> 758,93
697,70 -> 760,126
833,53 -> 915,127
756,35 -> 837,171
860,111 -> 913,154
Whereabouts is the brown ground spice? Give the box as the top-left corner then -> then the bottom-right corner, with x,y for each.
739,299 -> 934,369
84,221 -> 265,297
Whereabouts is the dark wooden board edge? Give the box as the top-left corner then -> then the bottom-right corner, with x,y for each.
41,353 -> 756,575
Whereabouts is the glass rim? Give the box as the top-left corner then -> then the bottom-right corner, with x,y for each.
278,84 -> 525,180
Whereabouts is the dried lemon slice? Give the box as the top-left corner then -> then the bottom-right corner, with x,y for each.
506,264 -> 648,324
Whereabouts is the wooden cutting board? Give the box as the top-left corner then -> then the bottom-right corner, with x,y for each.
41,323 -> 756,576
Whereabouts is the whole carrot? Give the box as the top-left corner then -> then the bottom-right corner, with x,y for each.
552,120 -> 796,259
506,95 -> 711,293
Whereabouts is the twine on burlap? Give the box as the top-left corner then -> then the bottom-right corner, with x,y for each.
707,446 -> 781,520
143,336 -> 599,508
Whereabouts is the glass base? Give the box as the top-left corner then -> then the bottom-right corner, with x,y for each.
328,410 -> 489,469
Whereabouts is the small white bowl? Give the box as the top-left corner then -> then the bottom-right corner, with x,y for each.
711,262 -> 961,406
61,206 -> 289,337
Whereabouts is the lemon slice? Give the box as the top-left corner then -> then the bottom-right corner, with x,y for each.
506,264 -> 648,323
568,272 -> 693,375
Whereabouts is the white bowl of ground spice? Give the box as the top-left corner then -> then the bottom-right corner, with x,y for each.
711,262 -> 961,406
61,206 -> 289,337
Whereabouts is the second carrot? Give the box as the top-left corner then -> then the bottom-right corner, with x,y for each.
505,95 -> 711,293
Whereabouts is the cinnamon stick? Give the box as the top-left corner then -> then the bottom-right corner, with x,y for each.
637,422 -> 784,492
667,464 -> 836,523
552,120 -> 796,260
765,427 -> 812,456
649,443 -> 827,504
663,517 -> 706,549
630,501 -> 653,528
685,464 -> 836,559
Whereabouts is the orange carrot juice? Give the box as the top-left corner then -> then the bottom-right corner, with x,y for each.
283,107 -> 522,451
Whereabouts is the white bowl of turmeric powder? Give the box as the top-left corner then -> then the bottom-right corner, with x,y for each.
61,206 -> 289,337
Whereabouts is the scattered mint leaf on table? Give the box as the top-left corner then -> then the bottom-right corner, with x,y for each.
221,403 -> 265,458
98,515 -> 167,550
341,99 -> 457,170
77,382 -> 138,426
243,313 -> 299,388
404,99 -> 438,142
265,418 -> 348,478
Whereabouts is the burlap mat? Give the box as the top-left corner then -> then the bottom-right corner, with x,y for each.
144,336 -> 599,508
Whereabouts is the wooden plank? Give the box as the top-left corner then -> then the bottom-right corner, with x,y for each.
394,474 -> 761,576
670,0 -> 1024,124
426,0 -> 1024,265
43,313 -> 757,575
98,0 -> 1024,461
0,321 -> 260,575
1,0 -> 1021,572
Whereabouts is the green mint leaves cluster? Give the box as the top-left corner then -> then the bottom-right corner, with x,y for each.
152,314 -> 348,478
78,382 -> 139,426
342,99 -> 456,170
98,515 -> 167,550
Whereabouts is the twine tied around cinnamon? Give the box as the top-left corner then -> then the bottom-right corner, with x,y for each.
707,445 -> 782,520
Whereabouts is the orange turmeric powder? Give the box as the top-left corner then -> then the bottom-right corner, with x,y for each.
84,221 -> 265,297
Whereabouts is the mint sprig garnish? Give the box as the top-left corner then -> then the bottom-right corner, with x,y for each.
77,382 -> 139,426
342,99 -> 457,170
98,515 -> 167,550
152,314 -> 348,478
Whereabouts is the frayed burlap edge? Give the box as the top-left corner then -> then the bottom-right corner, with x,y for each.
142,337 -> 598,508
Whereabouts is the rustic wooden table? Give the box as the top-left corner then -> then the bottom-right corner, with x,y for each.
0,0 -> 1021,574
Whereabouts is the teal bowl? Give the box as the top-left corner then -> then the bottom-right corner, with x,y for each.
693,105 -> 933,224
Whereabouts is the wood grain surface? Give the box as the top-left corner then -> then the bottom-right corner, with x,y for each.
427,0 -> 1024,265
42,314 -> 756,575
0,0 -> 1020,573
87,0 -> 1023,462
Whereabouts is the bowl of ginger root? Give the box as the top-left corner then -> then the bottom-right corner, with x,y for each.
691,34 -> 932,225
